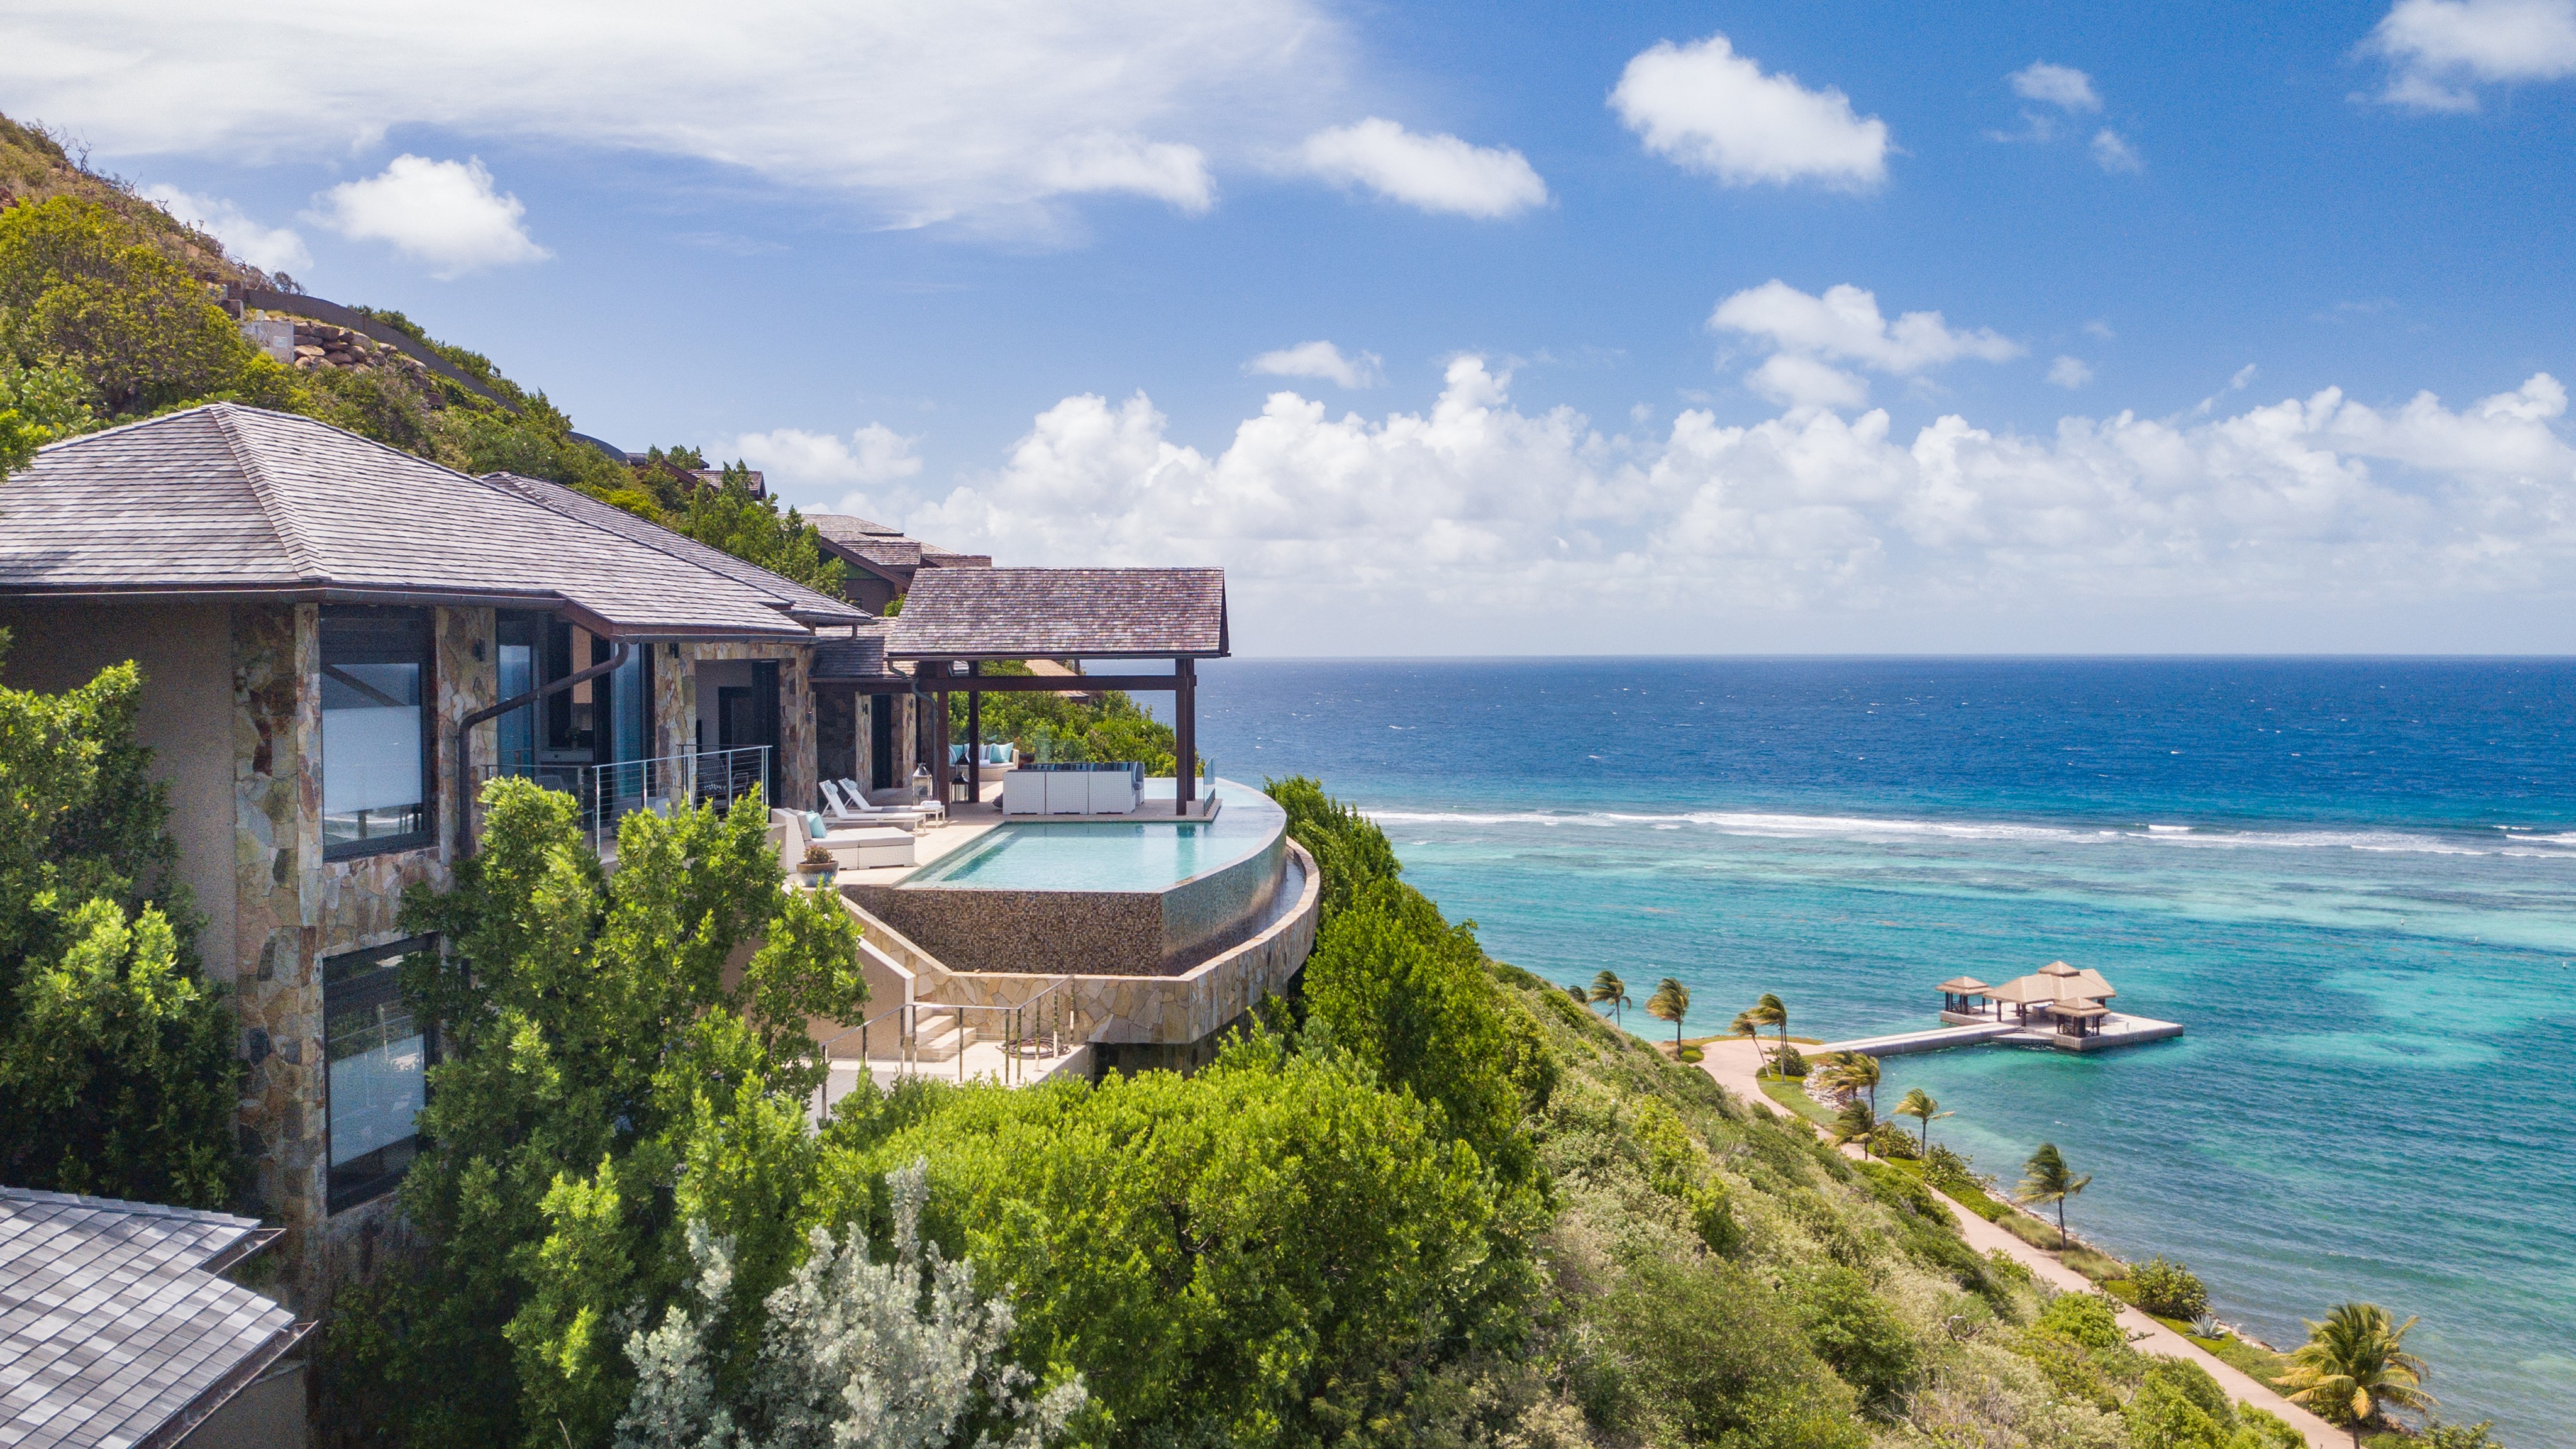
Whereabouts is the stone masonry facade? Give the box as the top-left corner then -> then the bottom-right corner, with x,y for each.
230,603 -> 494,1309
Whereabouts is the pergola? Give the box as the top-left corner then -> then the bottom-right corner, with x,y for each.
885,567 -> 1229,816
1935,975 -> 1992,1016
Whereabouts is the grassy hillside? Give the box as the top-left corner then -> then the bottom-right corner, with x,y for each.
0,109 -> 840,596
320,775 -> 2311,1449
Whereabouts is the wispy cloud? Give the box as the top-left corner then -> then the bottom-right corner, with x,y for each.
2363,0 -> 2576,111
1246,341 -> 1383,389
1296,119 -> 1546,218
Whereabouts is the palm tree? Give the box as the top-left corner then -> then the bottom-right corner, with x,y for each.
1827,1050 -> 1880,1115
1833,1098 -> 1877,1154
1753,992 -> 1790,1067
2014,1142 -> 2092,1249
1895,1087 -> 1952,1156
1730,1009 -> 1770,1072
1588,970 -> 1631,1028
1645,977 -> 1690,1048
2279,1303 -> 2434,1447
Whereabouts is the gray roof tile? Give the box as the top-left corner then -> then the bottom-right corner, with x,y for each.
0,1189 -> 299,1449
887,568 -> 1227,659
0,405 -> 819,640
480,472 -> 865,628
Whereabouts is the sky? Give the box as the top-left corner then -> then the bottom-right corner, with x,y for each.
7,0 -> 2576,655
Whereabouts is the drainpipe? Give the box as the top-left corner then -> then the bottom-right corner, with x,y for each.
450,641 -> 631,858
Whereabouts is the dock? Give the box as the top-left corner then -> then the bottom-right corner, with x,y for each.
1816,1011 -> 2183,1058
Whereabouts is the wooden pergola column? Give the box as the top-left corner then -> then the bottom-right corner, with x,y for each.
1174,657 -> 1196,816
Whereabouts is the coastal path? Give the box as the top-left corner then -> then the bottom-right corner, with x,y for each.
1690,1036 -> 2342,1449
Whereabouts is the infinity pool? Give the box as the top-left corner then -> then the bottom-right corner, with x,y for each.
902,782 -> 1284,892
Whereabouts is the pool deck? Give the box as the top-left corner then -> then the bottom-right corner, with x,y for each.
829,775 -> 1224,889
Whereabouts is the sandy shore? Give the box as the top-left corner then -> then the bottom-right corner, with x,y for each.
1691,1036 -> 2342,1449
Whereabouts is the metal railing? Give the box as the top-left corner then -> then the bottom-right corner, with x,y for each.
807,978 -> 1085,1114
473,745 -> 772,854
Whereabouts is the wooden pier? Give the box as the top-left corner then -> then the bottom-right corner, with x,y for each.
1816,1011 -> 2182,1058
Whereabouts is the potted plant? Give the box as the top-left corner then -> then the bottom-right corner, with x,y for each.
797,844 -> 836,887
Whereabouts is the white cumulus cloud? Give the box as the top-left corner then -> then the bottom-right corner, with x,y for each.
724,423 -> 924,497
140,186 -> 311,274
2365,0 -> 2576,110
885,360 -> 2576,652
1246,341 -> 1383,389
0,0 -> 1341,235
2009,62 -> 2103,112
1609,33 -> 1890,190
309,155 -> 549,277
1297,118 -> 1548,218
2048,356 -> 2094,389
1711,282 -> 2023,400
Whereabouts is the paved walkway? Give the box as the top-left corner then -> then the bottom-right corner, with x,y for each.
1687,1037 -> 2339,1448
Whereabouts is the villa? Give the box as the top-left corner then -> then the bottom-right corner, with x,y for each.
0,404 -> 1316,1314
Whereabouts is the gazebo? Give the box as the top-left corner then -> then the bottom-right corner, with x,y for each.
1981,961 -> 2119,1026
2039,999 -> 2112,1040
885,567 -> 1229,816
1936,976 -> 1993,1016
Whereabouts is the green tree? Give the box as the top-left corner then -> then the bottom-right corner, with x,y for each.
1645,976 -> 1690,1046
1588,969 -> 1630,1027
2129,1257 -> 2210,1321
1819,1050 -> 1879,1115
1732,1008 -> 1770,1071
1831,1099 -> 1877,1152
2014,1143 -> 2092,1249
1264,777 -> 1400,926
1747,991 -> 1792,1067
2277,1302 -> 2434,1446
0,358 -> 97,475
1302,878 -> 1535,1185
826,1036 -> 1521,1447
334,777 -> 865,1448
0,649 -> 242,1205
1587,1259 -> 1868,1449
671,464 -> 843,597
0,196 -> 277,415
1894,1086 -> 1951,1157
1794,1265 -> 1918,1410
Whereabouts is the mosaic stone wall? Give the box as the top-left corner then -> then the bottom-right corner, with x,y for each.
691,641 -> 816,814
652,641 -> 694,761
231,604 -> 493,1309
835,840 -> 1320,1050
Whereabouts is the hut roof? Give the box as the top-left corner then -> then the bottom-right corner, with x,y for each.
1936,976 -> 1991,993
889,567 -> 1228,660
2042,1001 -> 2111,1018
2039,960 -> 2081,977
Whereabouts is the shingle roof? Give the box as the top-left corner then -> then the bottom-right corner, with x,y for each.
0,1188 -> 306,1449
480,472 -> 865,628
809,627 -> 906,685
0,405 -> 814,640
807,515 -> 990,577
887,567 -> 1227,659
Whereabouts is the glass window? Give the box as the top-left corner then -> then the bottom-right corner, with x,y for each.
322,609 -> 434,856
495,612 -> 537,776
325,935 -> 438,1213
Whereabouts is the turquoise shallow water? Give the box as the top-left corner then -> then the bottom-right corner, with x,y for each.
1189,658 -> 2576,1446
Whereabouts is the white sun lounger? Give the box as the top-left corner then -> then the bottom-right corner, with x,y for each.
821,779 -> 932,830
834,777 -> 945,827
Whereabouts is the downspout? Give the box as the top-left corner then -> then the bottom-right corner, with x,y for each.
450,641 -> 632,858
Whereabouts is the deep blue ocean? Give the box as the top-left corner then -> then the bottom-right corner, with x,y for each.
1184,658 -> 2576,1446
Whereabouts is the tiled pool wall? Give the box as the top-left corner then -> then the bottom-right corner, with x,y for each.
846,826 -> 1287,977
873,843 -> 1318,1050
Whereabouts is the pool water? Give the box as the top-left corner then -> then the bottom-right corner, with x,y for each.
902,781 -> 1283,891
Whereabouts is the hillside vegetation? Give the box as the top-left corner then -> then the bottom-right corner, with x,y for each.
0,110 -> 837,596
321,774 -> 2308,1449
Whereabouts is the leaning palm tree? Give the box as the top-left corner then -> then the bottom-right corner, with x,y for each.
1833,1098 -> 1877,1155
1730,1009 -> 1770,1072
2014,1142 -> 2091,1250
1645,977 -> 1690,1048
1895,1086 -> 1952,1156
1588,969 -> 1632,1028
2279,1303 -> 2434,1447
1752,992 -> 1790,1067
1829,1050 -> 1881,1115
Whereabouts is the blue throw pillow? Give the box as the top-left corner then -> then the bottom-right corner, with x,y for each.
806,811 -> 829,840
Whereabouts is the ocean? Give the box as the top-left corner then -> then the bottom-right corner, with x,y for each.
1185,658 -> 2576,1446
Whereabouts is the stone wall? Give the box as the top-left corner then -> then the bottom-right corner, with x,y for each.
231,604 -> 493,1309
838,840 -> 1320,1052
652,641 -> 694,761
690,641 -> 815,814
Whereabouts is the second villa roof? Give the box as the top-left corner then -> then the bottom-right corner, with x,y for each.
0,403 -> 868,641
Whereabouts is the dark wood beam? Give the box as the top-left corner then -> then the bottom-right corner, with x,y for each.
1174,657 -> 1196,816
907,673 -> 1185,693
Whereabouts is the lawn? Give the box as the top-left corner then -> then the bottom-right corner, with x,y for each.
1758,1076 -> 1839,1128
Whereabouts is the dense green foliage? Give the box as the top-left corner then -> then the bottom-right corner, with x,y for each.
2278,1302 -> 2433,1438
949,660 -> 1183,775
320,771 -> 2384,1449
2131,1257 -> 2213,1322
321,779 -> 863,1448
0,645 -> 242,1204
